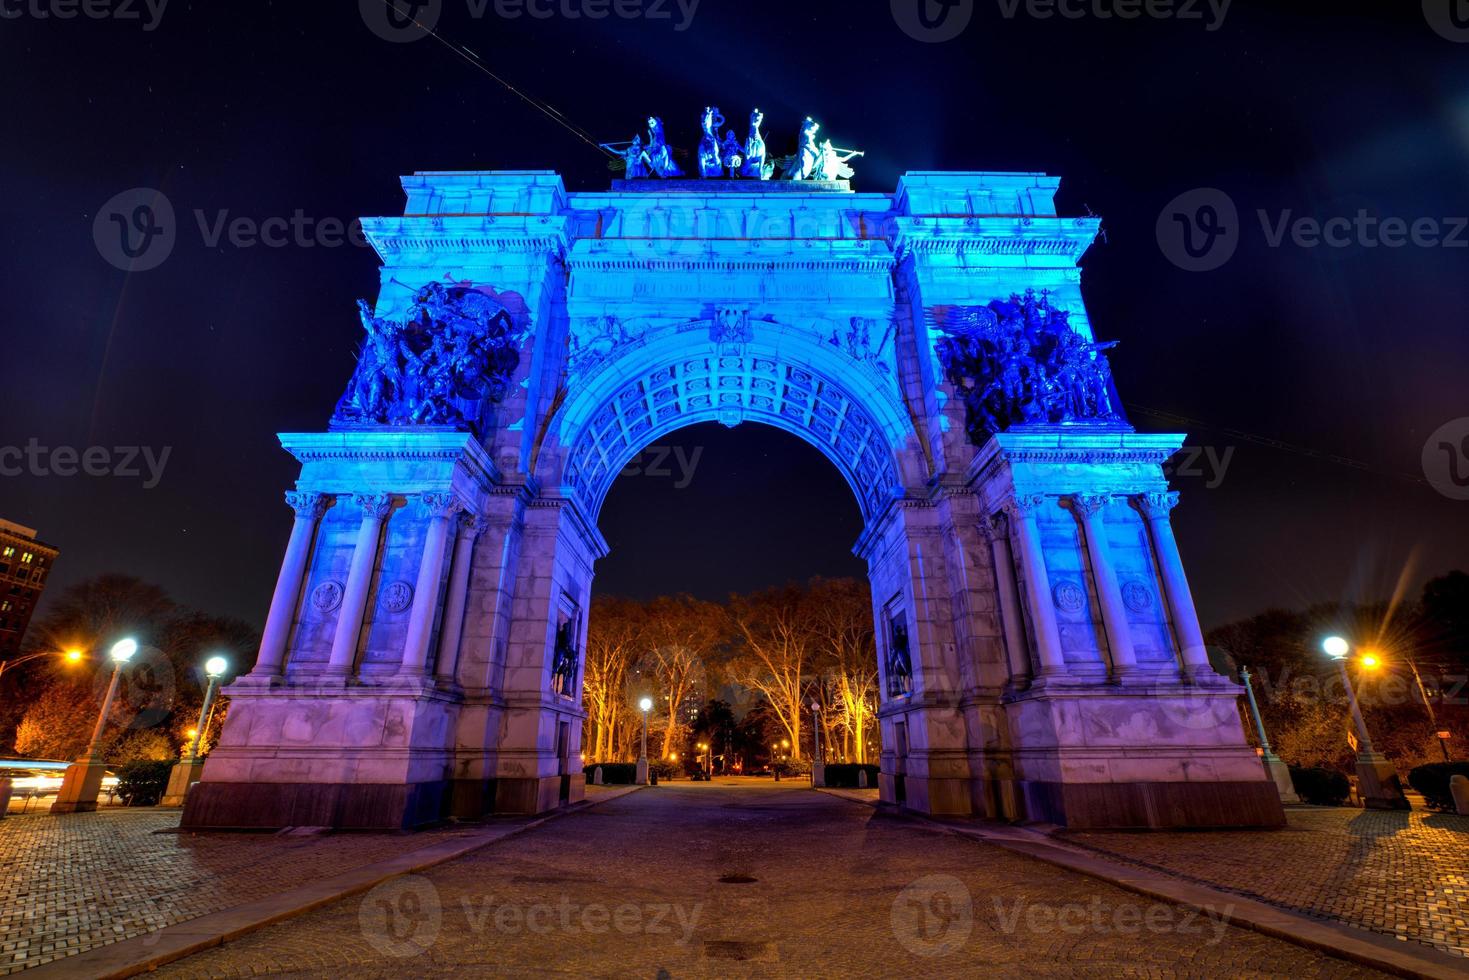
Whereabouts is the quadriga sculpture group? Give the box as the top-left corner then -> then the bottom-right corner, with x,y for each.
333,282 -> 524,433
600,108 -> 863,182
936,291 -> 1125,444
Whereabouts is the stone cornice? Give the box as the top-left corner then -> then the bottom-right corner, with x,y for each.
965,429 -> 1185,487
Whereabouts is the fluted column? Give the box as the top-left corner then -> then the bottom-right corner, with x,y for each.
434,514 -> 486,687
1069,494 -> 1138,678
1002,495 -> 1067,676
250,491 -> 329,677
326,493 -> 394,676
983,513 -> 1032,688
1136,491 -> 1213,676
399,493 -> 462,676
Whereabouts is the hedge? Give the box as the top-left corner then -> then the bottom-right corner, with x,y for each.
821,763 -> 880,788
1407,762 -> 1469,811
583,762 -> 637,784
1288,765 -> 1351,806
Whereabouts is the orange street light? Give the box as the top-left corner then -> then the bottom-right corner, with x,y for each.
0,647 -> 88,681
1358,652 -> 1382,670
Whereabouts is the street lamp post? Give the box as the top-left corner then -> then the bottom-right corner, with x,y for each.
810,699 -> 825,788
163,655 -> 229,806
1323,636 -> 1409,810
51,638 -> 137,814
1398,651 -> 1452,763
0,647 -> 84,684
1239,666 -> 1300,804
636,696 -> 652,785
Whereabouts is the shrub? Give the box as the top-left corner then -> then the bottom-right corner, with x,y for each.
116,760 -> 174,806
1289,765 -> 1351,806
1407,762 -> 1469,811
776,758 -> 812,778
822,763 -> 880,788
583,762 -> 637,785
649,760 -> 677,781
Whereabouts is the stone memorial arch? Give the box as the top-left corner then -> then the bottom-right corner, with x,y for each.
183,168 -> 1284,832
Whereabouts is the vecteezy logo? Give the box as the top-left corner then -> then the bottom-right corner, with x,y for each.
1156,188 -> 1239,272
360,0 -> 441,43
359,876 -> 442,958
1423,0 -> 1469,42
1423,418 -> 1469,500
93,188 -> 175,272
891,874 -> 973,956
891,0 -> 974,42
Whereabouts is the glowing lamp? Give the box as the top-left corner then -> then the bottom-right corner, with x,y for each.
1322,636 -> 1349,660
110,638 -> 139,663
638,696 -> 653,713
204,655 -> 229,678
1358,653 -> 1381,670
64,649 -> 83,663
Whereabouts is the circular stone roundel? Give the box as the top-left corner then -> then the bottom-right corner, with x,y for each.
311,581 -> 344,613
1122,581 -> 1154,613
382,581 -> 414,613
1052,581 -> 1085,614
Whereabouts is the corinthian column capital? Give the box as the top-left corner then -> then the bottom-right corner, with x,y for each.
419,492 -> 465,520
285,491 -> 330,521
354,493 -> 395,521
1003,493 -> 1048,521
1137,491 -> 1181,521
1068,493 -> 1113,519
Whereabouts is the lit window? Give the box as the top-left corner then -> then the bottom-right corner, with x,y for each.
0,601 -> 10,613
1,547 -> 11,558
20,553 -> 33,564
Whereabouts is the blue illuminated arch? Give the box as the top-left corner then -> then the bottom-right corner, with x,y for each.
549,320 -> 916,522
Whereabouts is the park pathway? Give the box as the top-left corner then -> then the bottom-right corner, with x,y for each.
153,780 -> 1386,978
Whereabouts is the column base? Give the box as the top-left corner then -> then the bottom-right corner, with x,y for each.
490,775 -> 582,815
635,759 -> 649,786
1261,753 -> 1301,804
49,758 -> 107,814
1355,755 -> 1410,810
810,762 -> 826,788
182,779 -> 450,830
161,758 -> 207,807
1015,778 -> 1285,828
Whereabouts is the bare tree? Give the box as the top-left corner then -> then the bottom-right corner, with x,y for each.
582,596 -> 645,761
644,595 -> 725,759
810,578 -> 879,763
728,585 -> 820,761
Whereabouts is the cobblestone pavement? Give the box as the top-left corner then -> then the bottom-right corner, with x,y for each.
0,808 -> 500,975
157,781 -> 1389,978
1064,806 -> 1469,961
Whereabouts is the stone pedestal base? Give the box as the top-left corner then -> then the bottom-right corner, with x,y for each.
635,758 -> 648,786
50,759 -> 106,814
810,762 -> 825,788
993,677 -> 1286,828
1262,753 -> 1300,804
181,678 -> 462,830
161,758 -> 206,807
1356,754 -> 1410,810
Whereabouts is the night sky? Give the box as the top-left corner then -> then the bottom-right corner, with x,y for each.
4,2 -> 1467,632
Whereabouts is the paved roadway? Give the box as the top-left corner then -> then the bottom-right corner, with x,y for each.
155,778 -> 1386,978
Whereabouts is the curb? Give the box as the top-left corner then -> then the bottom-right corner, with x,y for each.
24,785 -> 643,980
815,788 -> 1467,980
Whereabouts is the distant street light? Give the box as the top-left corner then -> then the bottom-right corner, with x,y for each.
164,654 -> 231,806
636,696 -> 653,785
809,699 -> 826,788
51,638 -> 137,814
1323,635 -> 1408,809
